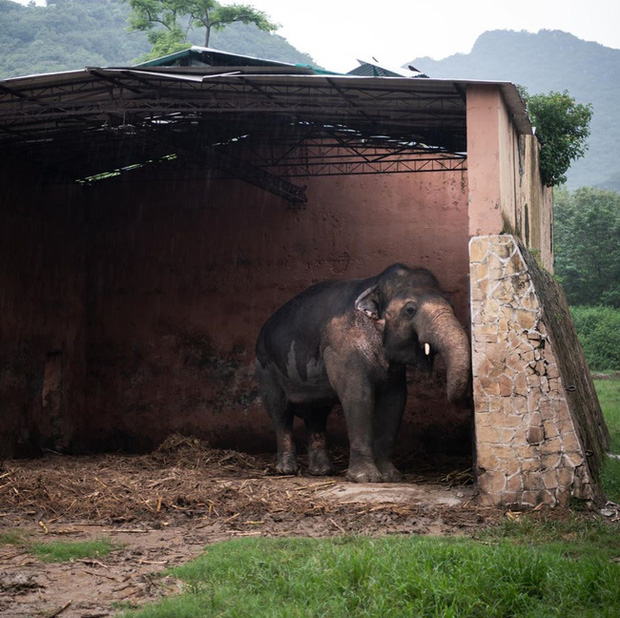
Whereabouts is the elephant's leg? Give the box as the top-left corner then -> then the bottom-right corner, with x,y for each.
373,370 -> 407,481
302,406 -> 333,476
339,386 -> 384,483
258,368 -> 297,475
324,350 -> 383,483
273,405 -> 297,475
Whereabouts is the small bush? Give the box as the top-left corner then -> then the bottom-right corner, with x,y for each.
570,305 -> 620,370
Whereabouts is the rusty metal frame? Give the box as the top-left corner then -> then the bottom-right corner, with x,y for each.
0,68 -> 475,201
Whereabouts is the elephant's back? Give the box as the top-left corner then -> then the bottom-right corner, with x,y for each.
256,277 -> 374,371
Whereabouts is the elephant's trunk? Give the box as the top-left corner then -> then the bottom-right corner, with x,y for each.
427,312 -> 471,404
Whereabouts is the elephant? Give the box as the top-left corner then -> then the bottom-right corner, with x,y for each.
255,263 -> 471,483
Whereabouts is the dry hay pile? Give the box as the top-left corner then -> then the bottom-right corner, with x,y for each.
0,435 -> 478,535
1,436 -> 270,523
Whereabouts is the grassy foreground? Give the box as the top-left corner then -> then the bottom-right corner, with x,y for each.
596,377 -> 620,502
126,533 -> 619,617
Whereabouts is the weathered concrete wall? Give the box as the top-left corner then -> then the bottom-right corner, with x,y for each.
0,157 -> 472,459
466,85 -> 504,237
0,166 -> 87,456
466,86 -> 553,270
78,166 -> 472,455
518,135 -> 554,270
470,234 -> 607,507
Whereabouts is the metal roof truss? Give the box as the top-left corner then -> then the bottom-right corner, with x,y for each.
0,68 -> 474,202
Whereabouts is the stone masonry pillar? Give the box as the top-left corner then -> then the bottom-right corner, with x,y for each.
469,234 -> 605,508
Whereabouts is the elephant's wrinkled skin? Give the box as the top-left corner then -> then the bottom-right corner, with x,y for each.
255,264 -> 471,483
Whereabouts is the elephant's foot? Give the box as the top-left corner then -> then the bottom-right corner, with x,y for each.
275,453 -> 298,475
376,461 -> 402,482
346,463 -> 384,483
308,448 -> 333,476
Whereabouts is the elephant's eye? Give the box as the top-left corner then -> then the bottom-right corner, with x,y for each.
403,303 -> 417,317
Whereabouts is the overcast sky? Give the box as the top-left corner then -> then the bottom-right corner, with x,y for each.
247,0 -> 620,72
11,0 -> 620,73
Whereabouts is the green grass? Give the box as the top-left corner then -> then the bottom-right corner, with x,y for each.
595,377 -> 620,502
125,535 -> 620,617
29,538 -> 117,563
601,457 -> 620,504
0,530 -> 30,546
478,512 -> 620,562
596,379 -> 620,453
1,529 -> 119,562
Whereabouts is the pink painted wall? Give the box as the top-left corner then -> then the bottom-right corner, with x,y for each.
79,167 -> 472,455
466,85 -> 504,237
467,85 -> 553,268
0,166 -> 88,456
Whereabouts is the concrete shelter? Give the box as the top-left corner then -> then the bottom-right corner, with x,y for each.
0,48 -> 608,507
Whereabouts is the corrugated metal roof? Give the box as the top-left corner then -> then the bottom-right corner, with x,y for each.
135,45 -> 307,70
347,59 -> 427,78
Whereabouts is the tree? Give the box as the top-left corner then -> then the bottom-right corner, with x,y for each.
521,89 -> 593,187
125,0 -> 278,60
554,186 -> 620,307
189,1 -> 277,48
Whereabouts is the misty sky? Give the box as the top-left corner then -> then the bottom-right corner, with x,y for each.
248,0 -> 620,72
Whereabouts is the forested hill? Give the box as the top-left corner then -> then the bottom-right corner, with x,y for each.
409,29 -> 620,191
0,0 -> 317,78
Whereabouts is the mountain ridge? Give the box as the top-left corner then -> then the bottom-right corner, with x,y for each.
409,29 -> 620,189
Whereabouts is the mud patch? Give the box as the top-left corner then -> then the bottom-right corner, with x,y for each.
319,483 -> 473,507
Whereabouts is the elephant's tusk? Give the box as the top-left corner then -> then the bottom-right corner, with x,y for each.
424,343 -> 431,356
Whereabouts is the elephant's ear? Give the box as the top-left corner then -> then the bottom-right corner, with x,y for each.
355,285 -> 380,319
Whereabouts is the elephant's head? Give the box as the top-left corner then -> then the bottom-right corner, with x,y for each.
355,264 -> 471,403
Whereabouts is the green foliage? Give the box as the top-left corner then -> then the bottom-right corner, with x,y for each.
142,26 -> 191,60
192,1 -> 277,46
125,0 -> 189,59
554,187 -> 620,307
124,536 -> 620,617
30,538 -> 117,562
0,0 -> 150,77
1,530 -> 121,562
522,89 -> 592,186
570,306 -> 620,370
125,0 -> 278,54
0,0 -> 316,78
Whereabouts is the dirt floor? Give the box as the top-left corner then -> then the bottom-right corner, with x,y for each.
0,436 -> 508,616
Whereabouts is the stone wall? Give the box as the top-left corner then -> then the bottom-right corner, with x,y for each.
470,234 -> 608,507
